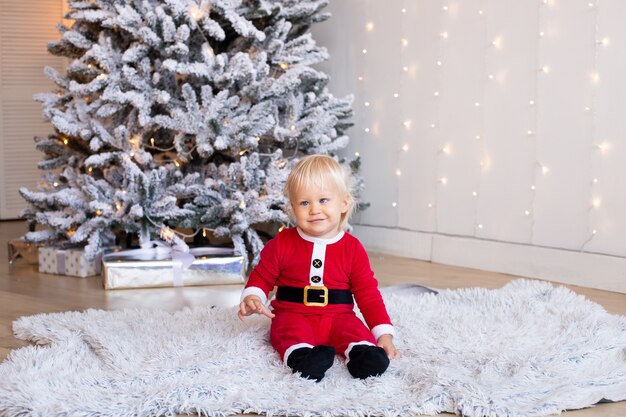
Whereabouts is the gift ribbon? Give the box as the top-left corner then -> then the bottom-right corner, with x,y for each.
102,242 -> 236,287
57,250 -> 66,275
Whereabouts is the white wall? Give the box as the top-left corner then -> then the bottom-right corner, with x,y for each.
0,0 -> 66,219
312,0 -> 626,293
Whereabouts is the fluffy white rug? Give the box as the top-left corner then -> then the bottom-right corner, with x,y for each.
1,279 -> 625,417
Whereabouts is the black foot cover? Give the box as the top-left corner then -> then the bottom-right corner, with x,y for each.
347,345 -> 390,379
286,345 -> 336,382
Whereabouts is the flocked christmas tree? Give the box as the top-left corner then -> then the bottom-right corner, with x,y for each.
20,0 -> 357,266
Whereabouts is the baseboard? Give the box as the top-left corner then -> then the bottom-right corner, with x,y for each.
352,225 -> 626,294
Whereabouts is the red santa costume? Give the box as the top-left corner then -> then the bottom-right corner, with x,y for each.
240,227 -> 395,364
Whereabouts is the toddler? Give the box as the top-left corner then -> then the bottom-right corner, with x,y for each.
238,154 -> 398,381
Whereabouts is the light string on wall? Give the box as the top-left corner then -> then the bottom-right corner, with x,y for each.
582,0 -> 604,250
474,3 -> 488,236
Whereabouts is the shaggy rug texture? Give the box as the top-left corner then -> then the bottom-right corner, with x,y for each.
0,279 -> 625,417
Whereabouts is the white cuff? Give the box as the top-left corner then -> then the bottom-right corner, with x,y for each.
240,286 -> 268,304
371,324 -> 395,341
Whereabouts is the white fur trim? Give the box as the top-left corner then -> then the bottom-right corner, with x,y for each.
344,341 -> 376,364
297,228 -> 345,245
283,343 -> 315,363
371,324 -> 395,341
240,286 -> 268,304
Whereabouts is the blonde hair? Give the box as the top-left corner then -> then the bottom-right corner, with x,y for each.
285,154 -> 356,230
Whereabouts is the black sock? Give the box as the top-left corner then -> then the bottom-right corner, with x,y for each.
286,345 -> 336,382
346,345 -> 390,379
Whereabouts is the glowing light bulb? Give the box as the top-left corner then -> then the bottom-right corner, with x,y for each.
474,102 -> 480,107
592,198 -> 601,208
442,5 -> 449,11
188,3 -> 204,20
427,203 -> 434,208
442,145 -> 451,154
478,10 -> 484,15
355,152 -> 360,157
530,185 -> 536,191
527,130 -> 534,136
597,142 -> 610,153
239,200 -> 246,209
365,22 -> 374,31
402,144 -> 409,152
440,177 -> 448,185
475,135 -> 481,140
401,38 -> 408,46
472,191 -> 478,197
392,202 -> 398,207
174,160 -> 180,167
401,8 -> 407,13
541,66 -> 550,73
362,49 -> 368,54
364,128 -> 370,133
539,31 -> 545,37
88,166 -> 93,173
431,123 -> 437,128
585,106 -> 591,111
279,63 -> 289,70
529,100 -> 536,105
202,228 -> 207,237
402,66 -> 409,72
598,38 -> 609,46
364,101 -> 370,107
593,178 -> 599,183
491,37 -> 502,48
150,137 -> 155,146
53,182 -> 59,187
95,210 -> 102,216
592,229 -> 597,235
440,32 -> 449,39
437,60 -> 443,66
524,210 -> 531,216
434,91 -> 440,97
488,74 -> 494,80
357,76 -> 364,81
395,169 -> 402,176
590,72 -> 600,84
403,120 -> 412,128
63,138 -> 69,145
393,93 -> 399,98
477,224 -> 484,229
541,165 -> 549,175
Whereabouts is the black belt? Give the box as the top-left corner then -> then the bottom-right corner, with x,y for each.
276,285 -> 353,307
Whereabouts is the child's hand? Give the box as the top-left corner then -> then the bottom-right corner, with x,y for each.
377,334 -> 400,359
238,295 -> 275,321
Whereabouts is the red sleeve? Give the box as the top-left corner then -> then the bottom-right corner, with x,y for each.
349,239 -> 393,329
245,235 -> 281,297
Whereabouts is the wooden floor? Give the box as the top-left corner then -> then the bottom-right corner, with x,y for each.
1,219 -> 624,416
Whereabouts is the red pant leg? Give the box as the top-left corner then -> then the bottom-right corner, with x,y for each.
270,311 -> 319,362
328,312 -> 377,357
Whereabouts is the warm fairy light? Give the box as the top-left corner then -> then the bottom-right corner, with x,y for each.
475,135 -> 481,140
402,144 -> 409,152
395,169 -> 402,176
428,203 -> 434,208
365,22 -> 374,31
255,136 -> 260,141
402,66 -> 409,72
440,177 -> 448,185
63,138 -> 69,145
95,210 -> 102,216
87,64 -> 93,68
278,225 -> 286,232
477,224 -> 484,229
590,72 -> 600,84
364,128 -> 370,133
530,185 -> 536,191
160,226 -> 175,240
150,137 -> 155,146
354,152 -> 360,157
364,101 -> 370,107
474,102 -> 480,107
434,91 -> 440,97
491,37 -> 502,48
488,74 -> 494,80
279,63 -> 289,70
529,100 -> 536,105
437,60 -> 443,66
239,200 -> 246,209
524,210 -> 531,216
202,228 -> 207,237
66,229 -> 76,237
239,150 -> 248,156
88,167 -> 93,173
188,3 -> 204,20
597,142 -> 610,153
440,32 -> 449,39
174,160 -> 180,167
393,93 -> 399,98
277,159 -> 287,168
592,198 -> 601,208
527,130 -> 534,136
593,178 -> 599,183
588,2 -> 595,7
442,145 -> 451,154
401,38 -> 408,46
539,31 -> 545,37
357,76 -> 364,81
540,66 -> 550,73
401,8 -> 407,13
598,38 -> 609,46
442,5 -> 449,11
472,191 -> 478,197
585,106 -> 591,111
362,49 -> 368,54
403,120 -> 412,128
541,165 -> 549,175
392,202 -> 398,207
592,229 -> 598,235
478,10 -> 484,15
431,123 -> 437,128
116,202 -> 122,211
53,182 -> 59,187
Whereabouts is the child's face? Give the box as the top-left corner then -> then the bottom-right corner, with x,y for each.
290,182 -> 349,239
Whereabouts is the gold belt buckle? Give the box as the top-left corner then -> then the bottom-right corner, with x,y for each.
303,285 -> 328,307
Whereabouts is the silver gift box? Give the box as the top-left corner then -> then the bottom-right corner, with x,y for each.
102,247 -> 245,290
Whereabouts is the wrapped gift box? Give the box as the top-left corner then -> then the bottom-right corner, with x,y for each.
102,246 -> 244,290
39,246 -> 102,278
8,238 -> 41,265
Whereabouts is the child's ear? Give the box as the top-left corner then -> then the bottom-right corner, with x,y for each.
341,194 -> 349,213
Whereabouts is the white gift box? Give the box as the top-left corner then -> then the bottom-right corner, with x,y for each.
102,246 -> 245,290
38,246 -> 102,278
